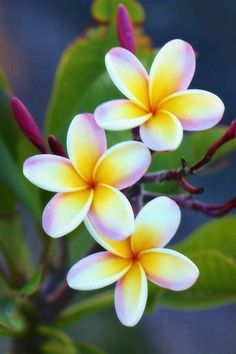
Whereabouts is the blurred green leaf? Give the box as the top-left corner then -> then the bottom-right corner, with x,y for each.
176,216 -> 236,259
148,217 -> 236,310
0,299 -> 26,336
0,184 -> 16,214
0,69 -> 12,94
39,326 -> 78,354
69,224 -> 95,266
0,137 -> 41,221
0,69 -> 22,213
91,0 -> 144,23
0,83 -> 19,158
0,69 -> 44,217
56,290 -> 113,328
18,267 -> 42,298
45,27 -> 115,137
0,214 -> 32,284
76,340 -> 107,354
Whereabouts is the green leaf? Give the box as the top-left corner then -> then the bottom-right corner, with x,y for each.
0,214 -> 32,285
176,216 -> 236,259
69,224 -> 95,266
91,0 -> 144,23
0,68 -> 12,94
18,267 -> 42,298
39,326 -> 78,354
0,137 -> 41,221
0,71 -> 19,213
0,299 -> 26,336
148,217 -> 236,310
0,184 -> 16,214
45,27 -> 115,137
56,290 -> 113,328
0,85 -> 19,158
76,340 -> 107,354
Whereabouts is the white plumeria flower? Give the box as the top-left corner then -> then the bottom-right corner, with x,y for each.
95,39 -> 225,151
67,197 -> 199,327
23,114 -> 151,240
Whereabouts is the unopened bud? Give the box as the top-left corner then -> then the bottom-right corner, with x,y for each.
48,135 -> 66,157
11,97 -> 48,153
116,4 -> 136,54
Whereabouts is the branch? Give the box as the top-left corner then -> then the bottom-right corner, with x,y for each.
178,177 -> 204,195
141,119 -> 236,185
190,119 -> 236,172
143,191 -> 236,217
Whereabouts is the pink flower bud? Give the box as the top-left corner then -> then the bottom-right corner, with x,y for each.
48,135 -> 66,157
11,97 -> 48,153
116,4 -> 136,54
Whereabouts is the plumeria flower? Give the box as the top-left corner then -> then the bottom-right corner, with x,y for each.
67,197 -> 199,326
23,114 -> 151,240
95,39 -> 225,151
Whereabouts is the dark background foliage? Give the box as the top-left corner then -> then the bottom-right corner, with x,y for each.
0,0 -> 236,353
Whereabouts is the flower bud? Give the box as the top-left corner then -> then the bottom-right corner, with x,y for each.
116,4 -> 136,54
11,97 -> 48,153
48,135 -> 66,157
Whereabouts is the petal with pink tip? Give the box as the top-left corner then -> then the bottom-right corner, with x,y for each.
105,48 -> 150,110
94,141 -> 151,189
94,99 -> 152,130
139,248 -> 199,291
23,155 -> 87,192
67,114 -> 107,181
67,251 -> 132,290
85,217 -> 132,258
140,110 -> 183,151
149,39 -> 196,109
131,197 -> 181,255
159,90 -> 225,130
115,261 -> 147,327
87,184 -> 134,241
42,189 -> 93,238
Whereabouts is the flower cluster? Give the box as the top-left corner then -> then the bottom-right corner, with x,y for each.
20,7 -> 226,326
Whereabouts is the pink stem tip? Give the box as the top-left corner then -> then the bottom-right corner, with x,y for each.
116,4 -> 136,54
11,97 -> 48,153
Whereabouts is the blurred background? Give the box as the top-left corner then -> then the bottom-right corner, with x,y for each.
0,0 -> 236,353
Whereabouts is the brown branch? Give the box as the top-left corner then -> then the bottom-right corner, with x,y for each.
143,191 -> 236,217
178,177 -> 204,195
190,119 -> 236,172
141,119 -> 236,185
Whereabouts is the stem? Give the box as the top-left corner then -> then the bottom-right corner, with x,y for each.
178,177 -> 204,195
131,127 -> 141,142
143,191 -> 236,217
141,120 -> 236,185
46,280 -> 73,309
190,119 -> 236,172
56,290 -> 113,328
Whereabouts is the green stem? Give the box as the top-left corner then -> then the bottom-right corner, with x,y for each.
56,290 -> 114,328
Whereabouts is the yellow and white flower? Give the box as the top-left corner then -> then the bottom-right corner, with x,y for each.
95,39 -> 225,151
23,114 -> 151,240
67,197 -> 199,326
